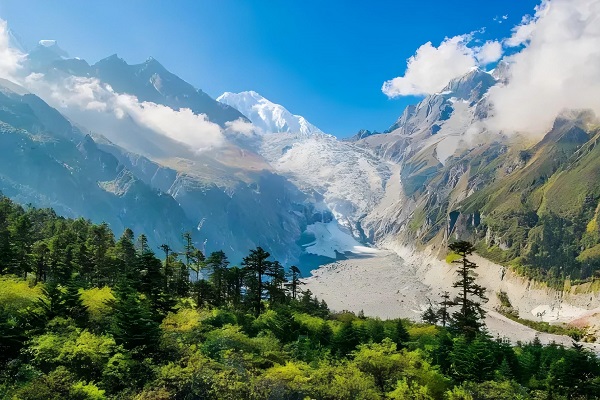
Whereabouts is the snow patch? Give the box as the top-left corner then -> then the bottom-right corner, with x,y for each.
39,40 -> 57,47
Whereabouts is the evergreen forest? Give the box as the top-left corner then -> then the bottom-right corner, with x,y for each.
0,196 -> 599,399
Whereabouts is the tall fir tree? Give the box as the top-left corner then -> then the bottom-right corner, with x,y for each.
284,265 -> 304,300
449,241 -> 487,338
242,247 -> 274,316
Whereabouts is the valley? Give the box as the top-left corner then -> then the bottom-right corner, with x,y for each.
304,247 -> 600,352
2,0 -> 600,398
2,33 -> 600,345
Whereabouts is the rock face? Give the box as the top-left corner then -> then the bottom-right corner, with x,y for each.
353,65 -> 600,284
0,83 -> 190,250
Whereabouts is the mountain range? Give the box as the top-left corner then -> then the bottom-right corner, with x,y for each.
2,38 -> 600,282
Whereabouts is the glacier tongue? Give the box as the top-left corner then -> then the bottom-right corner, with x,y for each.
217,91 -> 392,257
261,133 -> 390,226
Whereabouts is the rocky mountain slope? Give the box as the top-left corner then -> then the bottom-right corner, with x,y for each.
0,80 -> 190,249
355,66 -> 600,286
217,91 -> 393,253
1,41 -> 394,267
4,35 -> 600,286
0,42 -> 319,264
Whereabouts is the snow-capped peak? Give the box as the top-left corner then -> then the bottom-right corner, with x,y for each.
217,91 -> 325,136
39,39 -> 57,47
30,39 -> 69,59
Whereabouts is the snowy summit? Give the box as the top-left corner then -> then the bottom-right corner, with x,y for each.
217,91 -> 324,136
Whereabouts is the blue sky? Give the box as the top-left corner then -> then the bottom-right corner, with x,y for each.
0,0 -> 540,137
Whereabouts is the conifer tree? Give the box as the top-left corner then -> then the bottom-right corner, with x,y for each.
32,241 -> 49,284
109,283 -> 160,355
189,248 -> 206,282
225,265 -> 244,307
422,302 -> 439,325
207,251 -> 228,304
0,200 -> 13,273
62,276 -> 88,326
449,241 -> 487,338
36,281 -> 64,321
242,247 -> 273,315
115,229 -> 137,283
437,291 -> 453,327
334,321 -> 360,357
394,319 -> 410,349
10,213 -> 33,278
265,260 -> 287,305
284,265 -> 304,300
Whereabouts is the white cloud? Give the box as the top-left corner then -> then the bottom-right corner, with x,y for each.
476,40 -> 503,64
225,118 -> 261,136
486,0 -> 600,134
382,35 -> 477,97
0,20 -> 24,80
25,74 -> 225,151
382,34 -> 503,97
504,5 -> 547,47
116,94 -> 224,151
0,20 -> 225,152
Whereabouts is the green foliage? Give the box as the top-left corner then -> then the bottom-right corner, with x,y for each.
80,287 -> 114,326
0,196 -> 599,399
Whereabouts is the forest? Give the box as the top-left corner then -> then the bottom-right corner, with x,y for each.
1,195 -> 600,399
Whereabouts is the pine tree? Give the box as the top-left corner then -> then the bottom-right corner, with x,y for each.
0,199 -> 13,273
190,249 -> 206,283
317,321 -> 334,346
9,213 -> 33,278
334,321 -> 360,357
265,261 -> 287,305
437,291 -> 453,327
62,276 -> 88,326
115,229 -> 137,270
242,247 -> 274,316
207,251 -> 228,305
182,232 -> 194,270
225,265 -> 244,307
284,265 -> 304,300
36,280 -> 64,321
109,283 -> 160,355
394,319 -> 410,349
32,241 -> 49,284
421,301 -> 439,324
449,241 -> 487,338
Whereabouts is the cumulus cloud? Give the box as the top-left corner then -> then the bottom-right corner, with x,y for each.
116,94 -> 224,150
382,34 -> 503,97
224,118 -> 261,136
382,35 -> 477,97
25,74 -> 225,151
486,0 -> 600,134
0,20 -> 25,80
504,3 -> 549,47
476,41 -> 503,64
